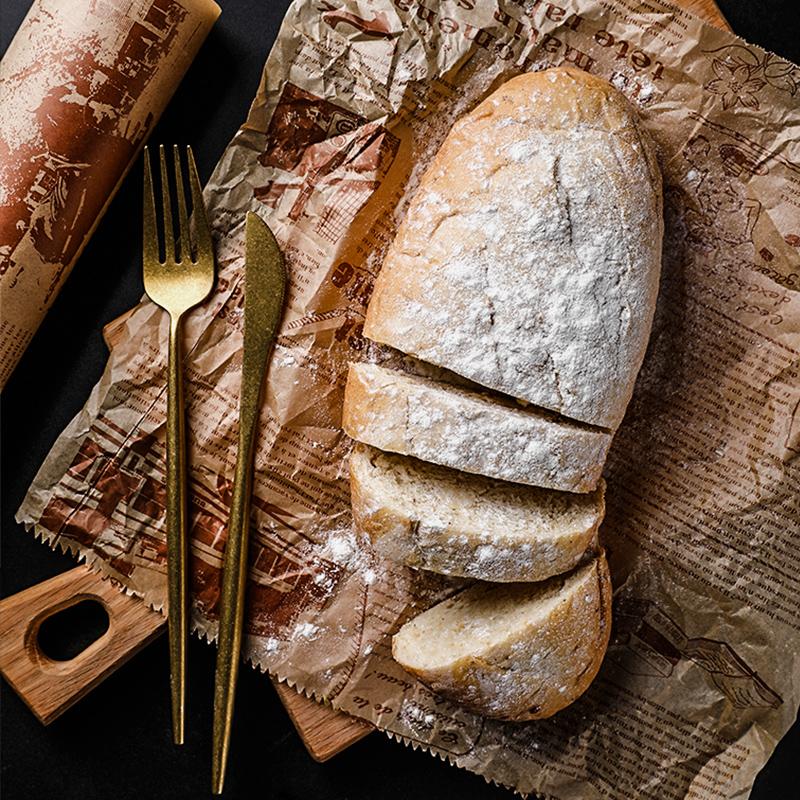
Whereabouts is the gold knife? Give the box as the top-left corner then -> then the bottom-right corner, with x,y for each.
212,211 -> 285,793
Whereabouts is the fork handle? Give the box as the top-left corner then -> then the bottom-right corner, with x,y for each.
166,312 -> 189,745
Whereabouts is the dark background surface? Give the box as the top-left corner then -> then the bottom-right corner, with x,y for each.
1,0 -> 798,797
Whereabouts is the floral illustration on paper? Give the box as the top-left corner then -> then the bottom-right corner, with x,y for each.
676,135 -> 762,256
703,44 -> 800,110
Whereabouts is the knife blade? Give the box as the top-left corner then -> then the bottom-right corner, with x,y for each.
212,211 -> 285,794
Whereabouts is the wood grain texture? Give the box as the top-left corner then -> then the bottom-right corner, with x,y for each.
678,0 -> 731,28
0,566 -> 165,724
272,678 -> 374,761
0,563 -> 374,754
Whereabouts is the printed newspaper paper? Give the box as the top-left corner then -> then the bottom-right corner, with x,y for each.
17,0 -> 800,797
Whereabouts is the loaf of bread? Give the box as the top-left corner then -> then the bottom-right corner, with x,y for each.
350,442 -> 605,582
342,361 -> 611,493
342,67 -> 663,722
392,553 -> 613,720
363,67 -> 663,431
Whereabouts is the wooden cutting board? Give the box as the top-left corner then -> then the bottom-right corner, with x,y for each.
680,0 -> 730,28
0,565 -> 373,761
0,0 -> 730,762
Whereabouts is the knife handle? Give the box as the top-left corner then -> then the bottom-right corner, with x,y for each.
211,406 -> 258,794
0,566 -> 166,724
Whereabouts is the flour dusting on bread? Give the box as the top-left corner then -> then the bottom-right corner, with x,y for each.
343,361 -> 612,493
392,555 -> 613,721
342,67 -> 663,722
350,442 -> 605,582
364,67 -> 663,431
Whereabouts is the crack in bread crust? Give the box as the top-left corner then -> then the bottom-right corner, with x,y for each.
364,67 -> 663,431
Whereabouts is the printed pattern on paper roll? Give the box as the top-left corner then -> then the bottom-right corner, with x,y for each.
0,0 -> 220,390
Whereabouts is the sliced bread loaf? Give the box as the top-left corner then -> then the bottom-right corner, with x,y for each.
392,553 -> 612,721
350,442 -> 605,582
342,361 -> 612,493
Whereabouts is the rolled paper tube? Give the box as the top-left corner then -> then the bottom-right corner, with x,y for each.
0,0 -> 221,390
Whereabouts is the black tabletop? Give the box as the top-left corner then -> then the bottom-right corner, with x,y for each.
1,1 -> 798,798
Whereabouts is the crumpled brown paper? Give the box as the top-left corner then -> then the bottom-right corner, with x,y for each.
17,0 -> 800,797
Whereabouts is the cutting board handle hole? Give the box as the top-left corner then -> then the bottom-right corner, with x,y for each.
36,600 -> 110,662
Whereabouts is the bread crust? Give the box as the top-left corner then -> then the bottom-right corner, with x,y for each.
342,361 -> 612,493
350,442 -> 605,582
364,67 -> 663,430
392,553 -> 613,721
343,68 -> 661,721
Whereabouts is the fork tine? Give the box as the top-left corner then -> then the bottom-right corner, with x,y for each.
143,147 -> 160,266
186,146 -> 213,260
173,145 -> 191,264
159,144 -> 175,262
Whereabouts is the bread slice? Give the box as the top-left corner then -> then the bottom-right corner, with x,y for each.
350,442 -> 605,582
392,553 -> 612,720
342,361 -> 612,493
363,67 -> 663,430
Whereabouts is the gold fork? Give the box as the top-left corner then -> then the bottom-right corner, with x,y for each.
142,144 -> 215,745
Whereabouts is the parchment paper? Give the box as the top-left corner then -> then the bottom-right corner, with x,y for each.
17,0 -> 800,797
0,0 -> 220,390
